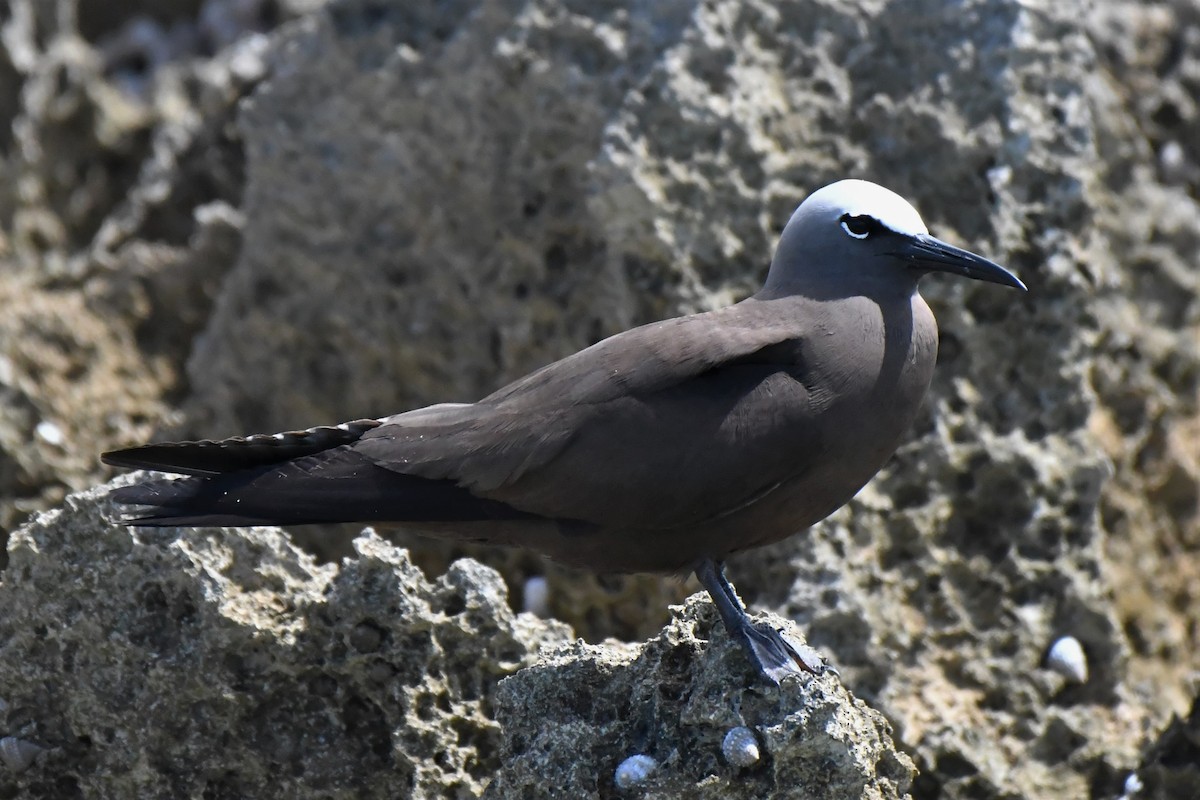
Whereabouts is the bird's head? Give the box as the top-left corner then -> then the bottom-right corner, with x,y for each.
764,179 -> 1026,299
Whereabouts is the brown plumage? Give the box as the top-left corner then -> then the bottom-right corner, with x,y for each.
104,180 -> 1025,682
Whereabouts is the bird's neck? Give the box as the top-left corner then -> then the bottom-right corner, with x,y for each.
751,276 -> 919,304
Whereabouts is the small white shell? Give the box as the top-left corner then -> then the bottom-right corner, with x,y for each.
614,753 -> 658,790
35,421 -> 64,446
722,726 -> 761,768
1159,141 -> 1185,179
1046,636 -> 1088,683
522,576 -> 550,618
0,737 -> 43,772
1121,770 -> 1143,798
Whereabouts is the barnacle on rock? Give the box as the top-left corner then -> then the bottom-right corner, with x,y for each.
722,726 -> 761,768
614,753 -> 658,790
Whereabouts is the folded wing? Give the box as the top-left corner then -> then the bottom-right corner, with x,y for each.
104,304 -> 819,530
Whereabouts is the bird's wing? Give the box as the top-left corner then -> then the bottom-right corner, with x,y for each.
355,305 -> 824,529
101,420 -> 384,476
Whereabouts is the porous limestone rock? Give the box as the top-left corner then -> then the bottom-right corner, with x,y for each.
486,594 -> 914,799
0,479 -> 570,798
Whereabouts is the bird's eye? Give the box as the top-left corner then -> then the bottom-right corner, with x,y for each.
839,214 -> 877,240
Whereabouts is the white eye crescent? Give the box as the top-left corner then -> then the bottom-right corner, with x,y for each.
840,214 -> 876,239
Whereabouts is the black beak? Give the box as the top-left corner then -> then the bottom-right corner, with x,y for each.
890,234 -> 1026,291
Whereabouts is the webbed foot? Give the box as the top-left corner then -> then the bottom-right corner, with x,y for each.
694,558 -> 837,685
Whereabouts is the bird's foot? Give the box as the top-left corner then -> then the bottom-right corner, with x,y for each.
737,620 -> 836,685
693,558 -> 838,685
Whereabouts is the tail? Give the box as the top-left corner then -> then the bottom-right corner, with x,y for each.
101,420 -> 384,476
107,475 -> 300,527
103,422 -> 537,528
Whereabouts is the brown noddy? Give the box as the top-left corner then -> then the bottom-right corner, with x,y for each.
102,179 -> 1026,683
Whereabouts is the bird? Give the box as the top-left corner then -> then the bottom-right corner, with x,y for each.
102,179 -> 1026,683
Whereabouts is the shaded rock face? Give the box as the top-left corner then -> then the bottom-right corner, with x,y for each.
0,0 -> 1195,798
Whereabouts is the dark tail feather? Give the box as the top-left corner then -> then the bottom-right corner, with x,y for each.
106,451 -> 541,528
101,420 -> 383,477
107,479 -> 277,527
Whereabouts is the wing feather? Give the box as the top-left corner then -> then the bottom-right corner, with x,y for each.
353,304 -> 819,528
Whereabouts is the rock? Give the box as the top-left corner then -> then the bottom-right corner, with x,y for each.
485,595 -> 914,799
0,478 -> 570,798
1134,691 -> 1200,800
0,480 -> 910,798
0,0 -> 284,549
1083,0 -> 1200,727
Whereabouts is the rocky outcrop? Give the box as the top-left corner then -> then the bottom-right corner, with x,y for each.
0,480 -> 572,797
0,482 -> 911,798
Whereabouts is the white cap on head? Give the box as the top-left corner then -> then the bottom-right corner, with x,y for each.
795,179 -> 928,237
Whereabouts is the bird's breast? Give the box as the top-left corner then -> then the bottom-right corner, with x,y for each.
803,293 -> 937,414
741,292 -> 938,545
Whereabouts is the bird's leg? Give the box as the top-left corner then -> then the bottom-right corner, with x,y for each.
694,558 -> 829,684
